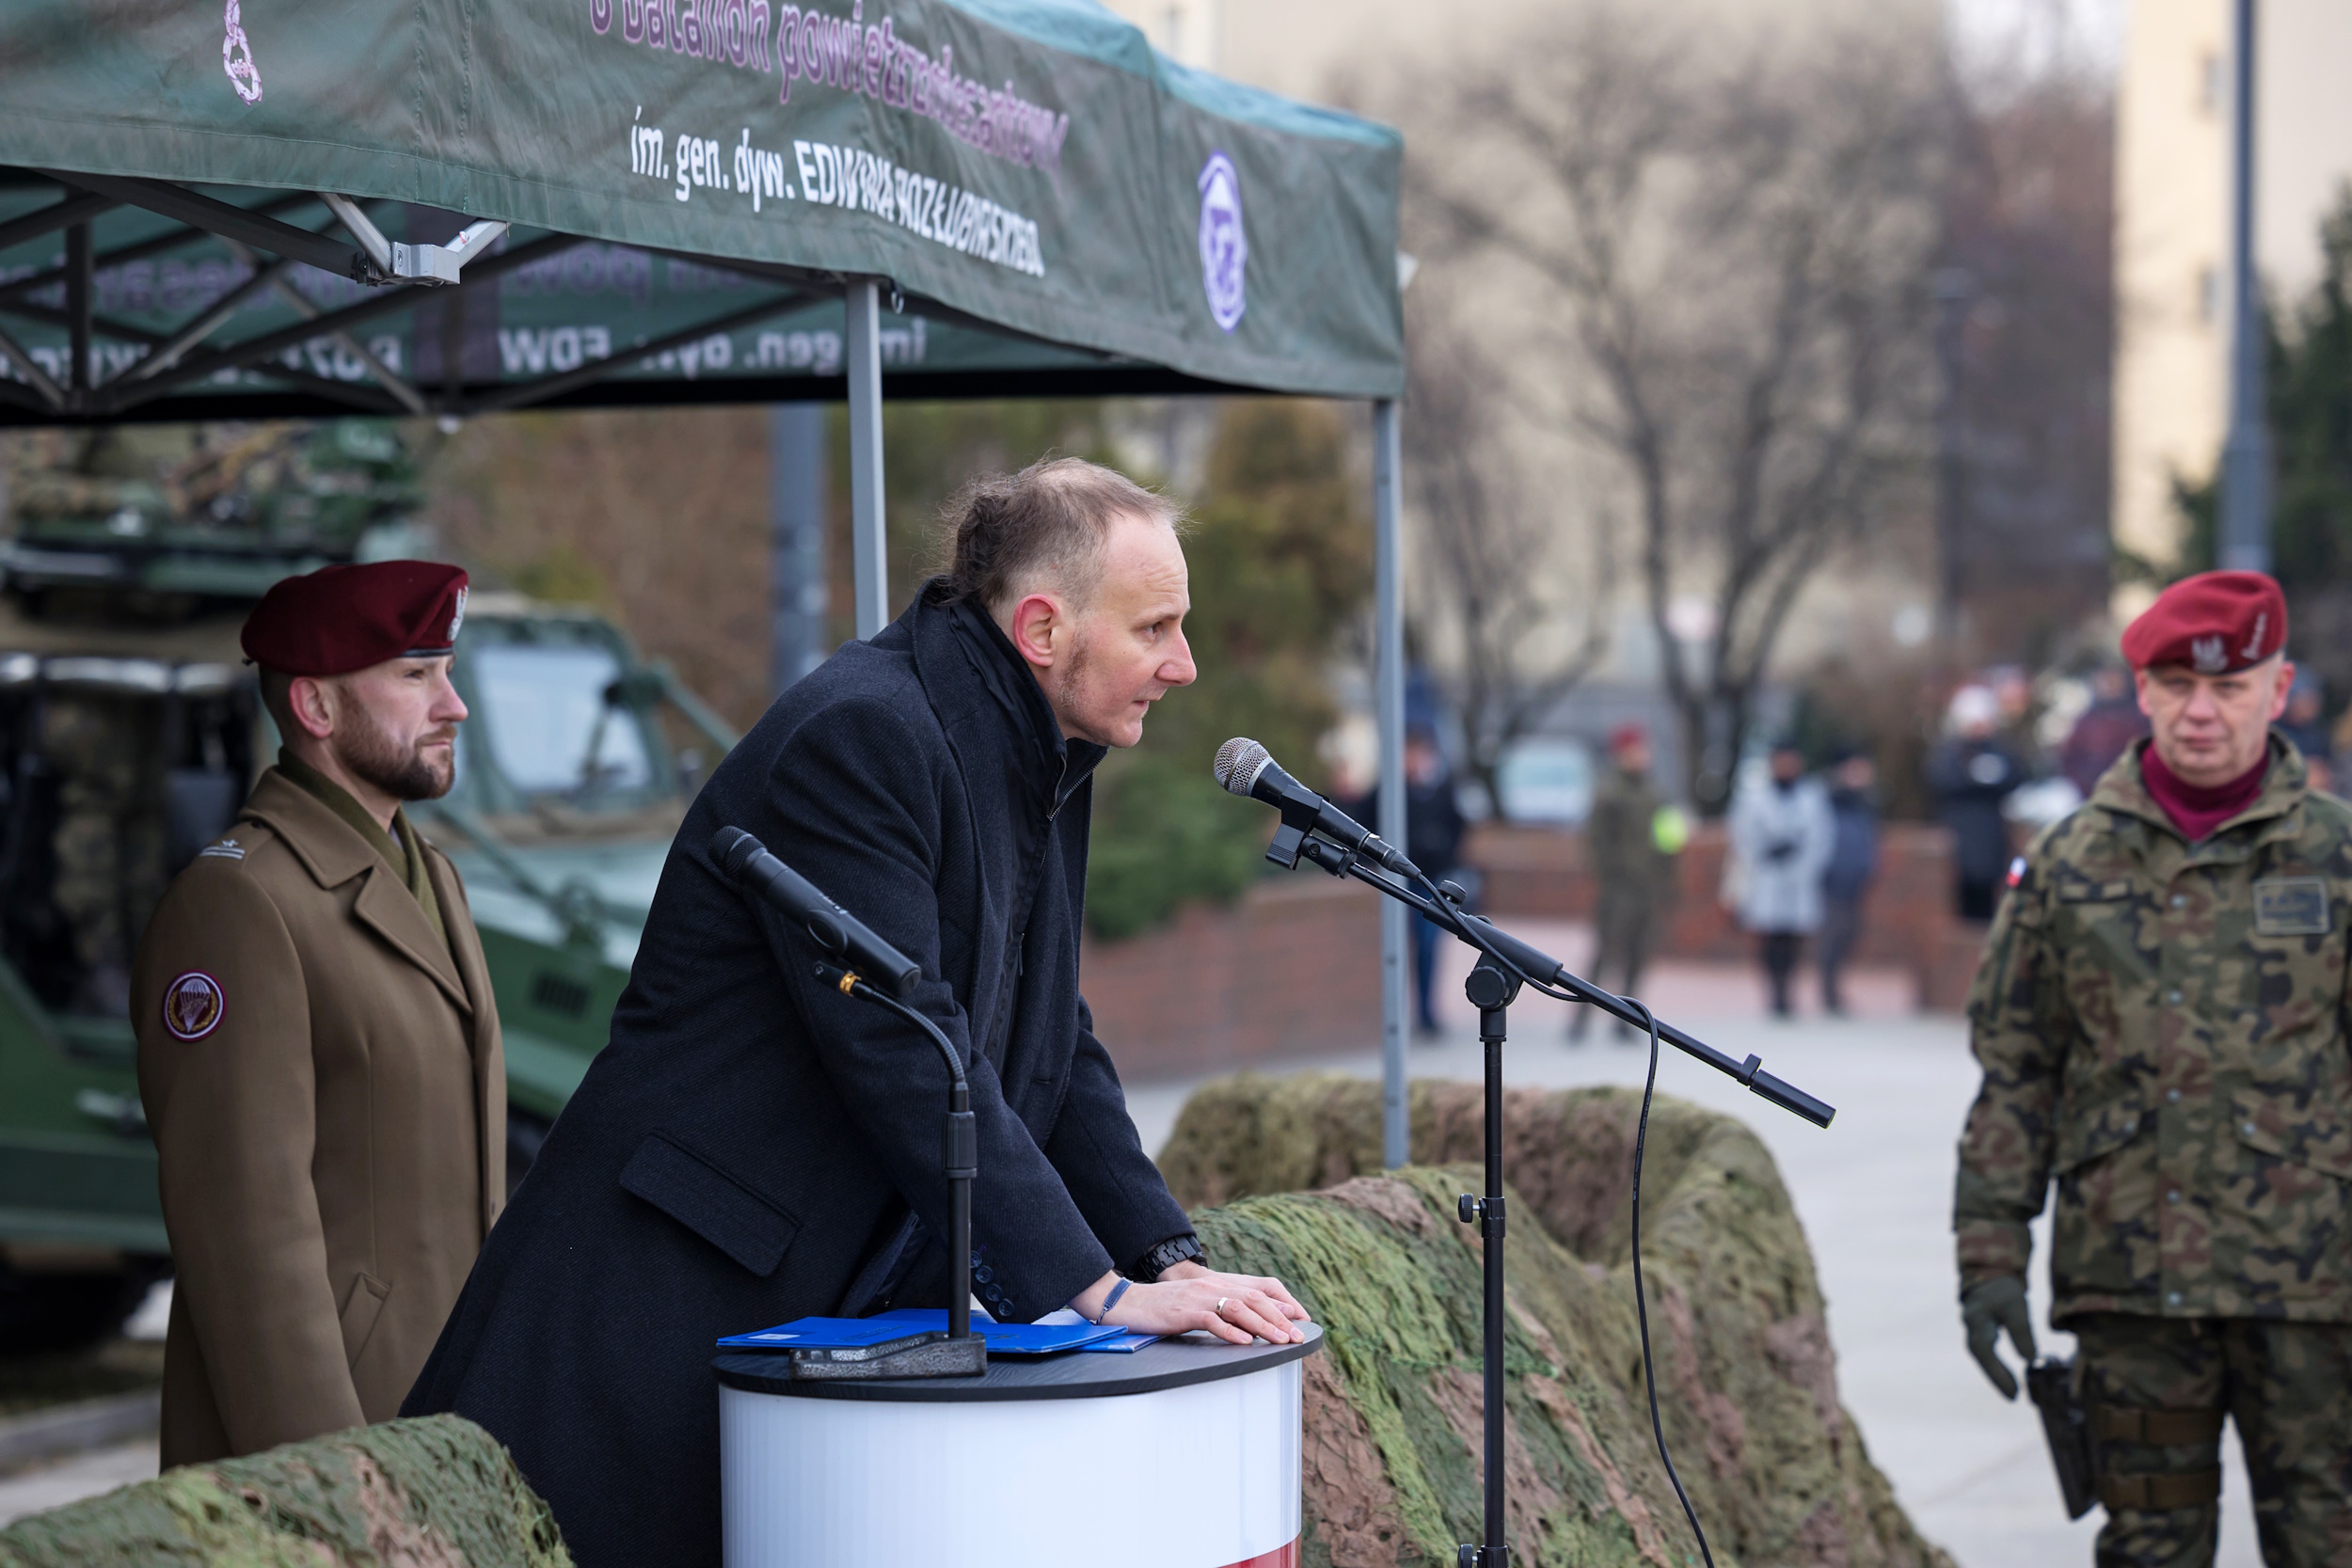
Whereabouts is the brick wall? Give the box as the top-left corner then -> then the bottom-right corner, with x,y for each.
1080,819 -> 1993,1082
1081,873 -> 1381,1080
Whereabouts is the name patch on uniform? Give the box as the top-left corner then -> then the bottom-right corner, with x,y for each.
2253,877 -> 2331,937
163,972 -> 225,1040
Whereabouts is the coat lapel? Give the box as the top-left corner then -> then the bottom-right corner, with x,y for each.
424,844 -> 504,1234
246,771 -> 471,1012
350,870 -> 472,1012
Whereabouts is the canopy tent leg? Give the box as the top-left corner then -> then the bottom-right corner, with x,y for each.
770,404 -> 830,696
847,279 -> 889,640
1374,397 -> 1408,1168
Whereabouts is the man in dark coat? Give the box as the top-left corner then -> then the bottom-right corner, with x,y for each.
404,459 -> 1308,1568
1928,683 -> 2026,921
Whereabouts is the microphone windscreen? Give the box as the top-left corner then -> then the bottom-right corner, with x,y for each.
710,825 -> 751,871
1213,736 -> 1269,796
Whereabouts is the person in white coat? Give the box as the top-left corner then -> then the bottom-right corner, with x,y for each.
1727,741 -> 1836,1017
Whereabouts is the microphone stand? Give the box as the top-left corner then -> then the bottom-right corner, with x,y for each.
713,826 -> 984,1378
812,960 -> 980,1354
1288,835 -> 1836,1568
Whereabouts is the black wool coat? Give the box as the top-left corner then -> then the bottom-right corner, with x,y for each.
404,584 -> 1196,1568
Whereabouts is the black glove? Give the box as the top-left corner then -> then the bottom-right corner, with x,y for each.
1962,1275 -> 2039,1401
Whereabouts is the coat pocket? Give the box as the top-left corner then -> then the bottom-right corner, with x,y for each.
2053,1085 -> 2148,1174
619,1132 -> 802,1277
338,1272 -> 390,1369
2232,1089 -> 2352,1180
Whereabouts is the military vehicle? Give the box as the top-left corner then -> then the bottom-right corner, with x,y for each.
0,421 -> 732,1349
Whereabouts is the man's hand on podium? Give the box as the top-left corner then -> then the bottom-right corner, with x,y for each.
1073,1264 -> 1311,1346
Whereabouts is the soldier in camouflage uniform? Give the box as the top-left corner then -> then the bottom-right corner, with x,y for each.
1955,571 -> 2352,1568
47,691 -> 168,1016
1572,723 -> 1679,1042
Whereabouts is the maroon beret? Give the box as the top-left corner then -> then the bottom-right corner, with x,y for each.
2121,570 -> 2286,675
241,561 -> 469,677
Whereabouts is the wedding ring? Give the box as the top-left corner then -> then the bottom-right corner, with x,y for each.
1216,1297 -> 1230,1314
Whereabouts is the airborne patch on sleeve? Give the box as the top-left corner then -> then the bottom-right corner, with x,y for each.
163,972 -> 225,1040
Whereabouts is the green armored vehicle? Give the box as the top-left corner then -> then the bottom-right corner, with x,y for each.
0,423 -> 731,1349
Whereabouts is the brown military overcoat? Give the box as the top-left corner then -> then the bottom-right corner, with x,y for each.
134,768 -> 503,1467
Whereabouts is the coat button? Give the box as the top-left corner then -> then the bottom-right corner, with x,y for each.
2168,1088 -> 2182,1103
2244,1122 -> 2258,1138
2172,895 -> 2186,909
2167,990 -> 2184,1005
2167,1189 -> 2182,1205
973,1266 -> 993,1284
2168,1291 -> 2184,1306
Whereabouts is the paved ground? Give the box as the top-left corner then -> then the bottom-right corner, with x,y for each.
0,1439 -> 155,1527
1125,923 -> 2262,1568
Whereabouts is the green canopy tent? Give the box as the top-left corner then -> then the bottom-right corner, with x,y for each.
0,0 -> 1420,1162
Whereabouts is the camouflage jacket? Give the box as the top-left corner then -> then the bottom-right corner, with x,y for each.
1955,736 -> 2352,1323
1588,768 -> 1675,908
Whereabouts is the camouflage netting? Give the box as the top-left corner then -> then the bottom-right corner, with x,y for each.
0,1415 -> 570,1568
1172,1074 -> 1953,1568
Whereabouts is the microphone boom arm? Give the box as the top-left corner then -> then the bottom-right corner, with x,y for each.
1293,837 -> 1835,1129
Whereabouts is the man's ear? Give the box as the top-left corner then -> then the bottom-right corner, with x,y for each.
287,674 -> 339,741
2133,668 -> 2154,719
1006,592 -> 1062,671
2270,659 -> 2297,722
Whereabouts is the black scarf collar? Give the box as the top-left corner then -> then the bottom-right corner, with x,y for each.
913,579 -> 1104,816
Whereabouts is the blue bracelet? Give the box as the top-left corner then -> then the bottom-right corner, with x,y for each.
1092,1278 -> 1131,1324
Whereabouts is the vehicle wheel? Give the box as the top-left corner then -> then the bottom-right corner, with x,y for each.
0,1255 -> 169,1355
506,1109 -> 552,1198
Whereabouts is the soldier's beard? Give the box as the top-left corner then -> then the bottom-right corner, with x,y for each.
336,712 -> 456,802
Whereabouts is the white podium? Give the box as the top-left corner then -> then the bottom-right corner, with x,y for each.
715,1323 -> 1320,1568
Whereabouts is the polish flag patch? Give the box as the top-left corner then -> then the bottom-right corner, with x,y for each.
2006,856 -> 2028,889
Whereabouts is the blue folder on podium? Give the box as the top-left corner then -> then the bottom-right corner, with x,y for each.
866,1308 -> 1160,1354
717,1310 -> 1132,1356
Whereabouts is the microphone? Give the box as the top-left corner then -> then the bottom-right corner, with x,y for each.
1213,737 -> 1416,876
709,827 -> 922,998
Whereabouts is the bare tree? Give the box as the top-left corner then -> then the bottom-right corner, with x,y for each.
1404,295 -> 1613,803
1401,6 -> 1945,810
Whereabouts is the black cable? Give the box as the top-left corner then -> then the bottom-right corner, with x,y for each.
1621,993 -> 1716,1568
1400,861 -> 1716,1564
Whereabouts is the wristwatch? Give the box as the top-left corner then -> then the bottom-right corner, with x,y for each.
1131,1234 -> 1206,1282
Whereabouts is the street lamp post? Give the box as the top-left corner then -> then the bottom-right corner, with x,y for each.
2218,0 -> 2270,573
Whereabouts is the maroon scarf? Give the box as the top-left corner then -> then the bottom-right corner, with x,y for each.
2139,745 -> 2269,842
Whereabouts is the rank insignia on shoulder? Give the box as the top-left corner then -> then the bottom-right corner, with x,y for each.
197,838 -> 245,861
163,972 -> 225,1040
2007,856 -> 2028,889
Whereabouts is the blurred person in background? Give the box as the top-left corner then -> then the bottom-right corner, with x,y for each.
1727,741 -> 1834,1020
1357,726 -> 1469,1037
1817,749 -> 1881,1017
1930,684 -> 2026,921
2279,671 -> 2329,773
1571,723 -> 1681,1044
2059,663 -> 2150,799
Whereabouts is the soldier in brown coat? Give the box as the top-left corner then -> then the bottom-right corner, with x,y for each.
134,561 -> 503,1468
